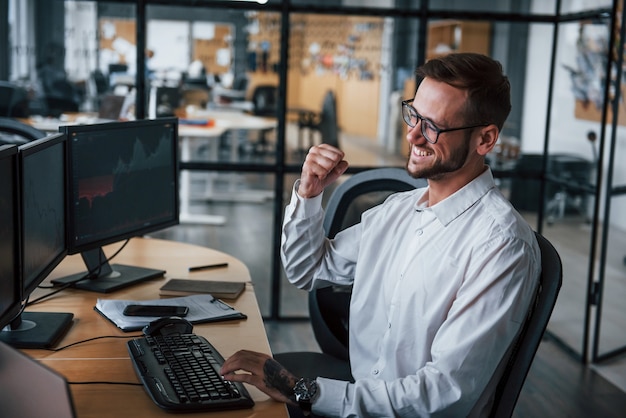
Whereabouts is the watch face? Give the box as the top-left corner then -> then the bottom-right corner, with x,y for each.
294,378 -> 317,403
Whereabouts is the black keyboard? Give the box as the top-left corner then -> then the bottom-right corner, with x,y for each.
127,333 -> 254,412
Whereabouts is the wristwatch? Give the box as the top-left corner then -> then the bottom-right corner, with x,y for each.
293,377 -> 319,416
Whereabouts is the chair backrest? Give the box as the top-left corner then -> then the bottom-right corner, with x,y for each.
232,75 -> 249,92
0,81 -> 30,117
323,167 -> 427,238
318,90 -> 339,148
489,231 -> 562,417
0,117 -> 46,146
309,168 -> 427,360
251,85 -> 277,117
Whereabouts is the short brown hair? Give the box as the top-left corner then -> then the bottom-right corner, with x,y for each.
416,53 -> 511,131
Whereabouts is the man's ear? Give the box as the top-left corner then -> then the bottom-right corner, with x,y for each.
475,124 -> 499,156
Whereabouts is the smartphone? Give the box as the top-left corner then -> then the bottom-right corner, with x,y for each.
123,304 -> 189,317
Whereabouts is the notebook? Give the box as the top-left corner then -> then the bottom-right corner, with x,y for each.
159,279 -> 246,300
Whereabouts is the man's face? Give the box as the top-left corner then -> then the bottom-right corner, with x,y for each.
405,78 -> 474,181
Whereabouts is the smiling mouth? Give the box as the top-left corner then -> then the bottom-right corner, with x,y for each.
412,146 -> 433,157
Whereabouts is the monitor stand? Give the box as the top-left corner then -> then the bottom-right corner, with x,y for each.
0,311 -> 74,349
51,247 -> 165,293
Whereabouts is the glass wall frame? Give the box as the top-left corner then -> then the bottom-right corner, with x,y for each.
2,0 -> 625,367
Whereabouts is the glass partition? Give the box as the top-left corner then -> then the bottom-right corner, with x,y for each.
3,2 -> 624,371
560,0 -> 613,14
541,19 -> 607,359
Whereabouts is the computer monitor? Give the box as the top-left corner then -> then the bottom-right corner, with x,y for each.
149,86 -> 182,118
0,145 -> 22,330
52,118 -> 179,293
0,133 -> 74,349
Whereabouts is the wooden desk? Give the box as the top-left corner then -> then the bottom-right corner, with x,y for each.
24,237 -> 287,418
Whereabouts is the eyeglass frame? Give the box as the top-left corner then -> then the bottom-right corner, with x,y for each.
401,98 -> 490,144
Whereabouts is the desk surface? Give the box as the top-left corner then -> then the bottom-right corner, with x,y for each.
24,109 -> 276,136
25,237 -> 286,418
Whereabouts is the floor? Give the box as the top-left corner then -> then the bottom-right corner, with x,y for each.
150,126 -> 626,416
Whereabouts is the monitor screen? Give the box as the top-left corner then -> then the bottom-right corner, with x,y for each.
0,145 -> 21,330
52,118 -> 179,293
0,133 -> 74,349
149,86 -> 181,118
21,134 -> 68,296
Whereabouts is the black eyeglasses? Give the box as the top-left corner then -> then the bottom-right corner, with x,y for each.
401,99 -> 489,144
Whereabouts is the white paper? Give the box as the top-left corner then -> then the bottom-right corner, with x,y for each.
95,294 -> 244,331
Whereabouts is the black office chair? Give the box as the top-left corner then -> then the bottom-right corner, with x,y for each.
296,90 -> 340,150
251,84 -> 277,117
249,84 -> 278,154
274,168 -> 427,379
488,231 -> 562,417
0,81 -> 30,118
0,117 -> 46,146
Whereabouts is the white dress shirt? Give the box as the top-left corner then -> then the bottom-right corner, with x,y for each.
281,168 -> 541,417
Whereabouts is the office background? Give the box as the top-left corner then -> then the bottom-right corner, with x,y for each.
1,0 -> 626,398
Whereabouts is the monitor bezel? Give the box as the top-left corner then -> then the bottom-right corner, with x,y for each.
0,144 -> 22,330
61,117 -> 180,256
18,133 -> 68,298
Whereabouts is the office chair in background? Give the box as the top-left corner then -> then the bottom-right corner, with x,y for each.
0,81 -> 30,118
249,84 -> 278,154
295,90 -> 340,151
274,168 -> 562,418
0,117 -> 46,146
545,131 -> 598,225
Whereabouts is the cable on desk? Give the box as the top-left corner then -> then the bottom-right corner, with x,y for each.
29,239 -> 131,305
44,334 -> 142,352
68,381 -> 143,386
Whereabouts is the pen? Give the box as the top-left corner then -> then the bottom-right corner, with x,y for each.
188,262 -> 229,272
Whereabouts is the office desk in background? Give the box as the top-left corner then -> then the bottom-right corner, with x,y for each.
24,237 -> 287,418
24,113 -> 114,133
178,110 -> 277,225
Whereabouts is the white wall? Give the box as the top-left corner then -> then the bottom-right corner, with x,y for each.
523,0 -> 626,231
64,1 -> 98,82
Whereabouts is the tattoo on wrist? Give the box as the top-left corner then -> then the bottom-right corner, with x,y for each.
263,358 -> 295,398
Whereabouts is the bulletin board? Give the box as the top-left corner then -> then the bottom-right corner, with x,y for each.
98,18 -> 234,76
147,20 -> 190,72
247,12 -> 384,139
99,18 -> 136,65
192,23 -> 233,75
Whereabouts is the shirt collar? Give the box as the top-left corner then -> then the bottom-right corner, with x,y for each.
414,167 -> 496,226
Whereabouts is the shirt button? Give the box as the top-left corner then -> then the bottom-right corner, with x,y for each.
417,229 -> 423,236
372,369 -> 379,375
388,323 -> 391,329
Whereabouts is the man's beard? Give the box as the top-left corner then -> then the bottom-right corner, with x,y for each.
406,138 -> 470,180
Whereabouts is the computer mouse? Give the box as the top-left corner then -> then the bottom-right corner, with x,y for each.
142,316 -> 194,337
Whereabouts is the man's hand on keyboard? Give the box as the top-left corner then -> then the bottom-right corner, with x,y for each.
221,350 -> 299,406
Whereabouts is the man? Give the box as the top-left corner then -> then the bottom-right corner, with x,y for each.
221,53 -> 541,417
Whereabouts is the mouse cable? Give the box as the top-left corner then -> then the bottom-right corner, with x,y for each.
68,381 -> 142,387
29,239 -> 131,306
44,334 -> 142,352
